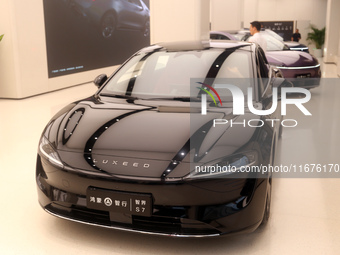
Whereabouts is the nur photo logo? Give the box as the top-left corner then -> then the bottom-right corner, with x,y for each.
196,82 -> 312,128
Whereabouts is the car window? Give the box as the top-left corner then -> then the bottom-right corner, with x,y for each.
264,29 -> 284,41
262,34 -> 289,51
231,33 -> 245,41
244,33 -> 289,51
210,34 -> 230,40
102,49 -> 253,102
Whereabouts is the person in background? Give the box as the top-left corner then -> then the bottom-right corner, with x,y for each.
291,29 -> 301,42
249,21 -> 267,52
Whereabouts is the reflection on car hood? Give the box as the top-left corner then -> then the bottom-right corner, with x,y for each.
266,51 -> 318,67
48,97 -> 258,177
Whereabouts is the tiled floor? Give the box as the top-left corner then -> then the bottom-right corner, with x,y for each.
0,60 -> 339,254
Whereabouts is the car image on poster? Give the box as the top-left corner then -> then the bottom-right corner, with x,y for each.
43,0 -> 150,78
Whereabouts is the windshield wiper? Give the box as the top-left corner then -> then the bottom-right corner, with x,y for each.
99,93 -> 138,100
100,94 -> 202,102
142,97 -> 201,102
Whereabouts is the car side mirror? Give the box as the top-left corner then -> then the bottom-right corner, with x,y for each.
94,74 -> 108,88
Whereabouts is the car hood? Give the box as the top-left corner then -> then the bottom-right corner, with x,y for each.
45,96 -> 258,178
266,50 -> 318,67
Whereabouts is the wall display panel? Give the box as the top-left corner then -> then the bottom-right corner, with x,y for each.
43,0 -> 150,78
260,21 -> 294,41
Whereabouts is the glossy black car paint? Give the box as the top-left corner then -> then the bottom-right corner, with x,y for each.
36,41 -> 281,236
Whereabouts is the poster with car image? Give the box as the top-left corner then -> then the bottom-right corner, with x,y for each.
43,0 -> 150,78
260,21 -> 294,41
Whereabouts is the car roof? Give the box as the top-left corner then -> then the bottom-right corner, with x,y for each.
143,40 -> 254,52
211,30 -> 241,35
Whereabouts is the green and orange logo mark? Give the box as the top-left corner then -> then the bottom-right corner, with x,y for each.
196,82 -> 222,106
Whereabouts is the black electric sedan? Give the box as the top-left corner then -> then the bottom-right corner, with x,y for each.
36,40 -> 285,236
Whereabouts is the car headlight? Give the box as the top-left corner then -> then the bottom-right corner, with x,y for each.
189,151 -> 258,179
39,136 -> 64,168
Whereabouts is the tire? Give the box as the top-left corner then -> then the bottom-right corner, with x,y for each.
100,13 -> 116,39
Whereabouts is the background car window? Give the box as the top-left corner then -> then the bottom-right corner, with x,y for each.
264,29 -> 284,41
244,33 -> 289,51
231,33 -> 245,41
210,34 -> 230,40
263,35 -> 288,51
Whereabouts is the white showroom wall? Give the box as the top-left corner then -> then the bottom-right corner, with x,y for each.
324,0 -> 340,64
150,0 -> 210,44
0,0 -> 210,99
0,0 -> 114,99
210,0 -> 327,46
0,0 -> 337,99
210,0 -> 244,31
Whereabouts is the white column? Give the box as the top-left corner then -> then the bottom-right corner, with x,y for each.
323,0 -> 340,64
150,0 -> 210,44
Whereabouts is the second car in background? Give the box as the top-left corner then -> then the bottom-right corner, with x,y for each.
210,30 -> 321,89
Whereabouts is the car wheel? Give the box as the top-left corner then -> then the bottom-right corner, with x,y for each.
101,13 -> 116,39
143,20 -> 150,37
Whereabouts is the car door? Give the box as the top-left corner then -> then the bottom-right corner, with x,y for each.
119,0 -> 145,29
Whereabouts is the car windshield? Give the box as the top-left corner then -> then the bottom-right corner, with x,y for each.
231,33 -> 245,41
244,33 -> 289,51
264,29 -> 284,41
232,31 -> 289,51
101,48 -> 253,102
262,34 -> 289,51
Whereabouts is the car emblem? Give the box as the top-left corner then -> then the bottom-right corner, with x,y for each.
104,198 -> 113,207
93,159 -> 150,169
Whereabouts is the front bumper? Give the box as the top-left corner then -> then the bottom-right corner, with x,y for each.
279,68 -> 321,89
36,155 -> 268,237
